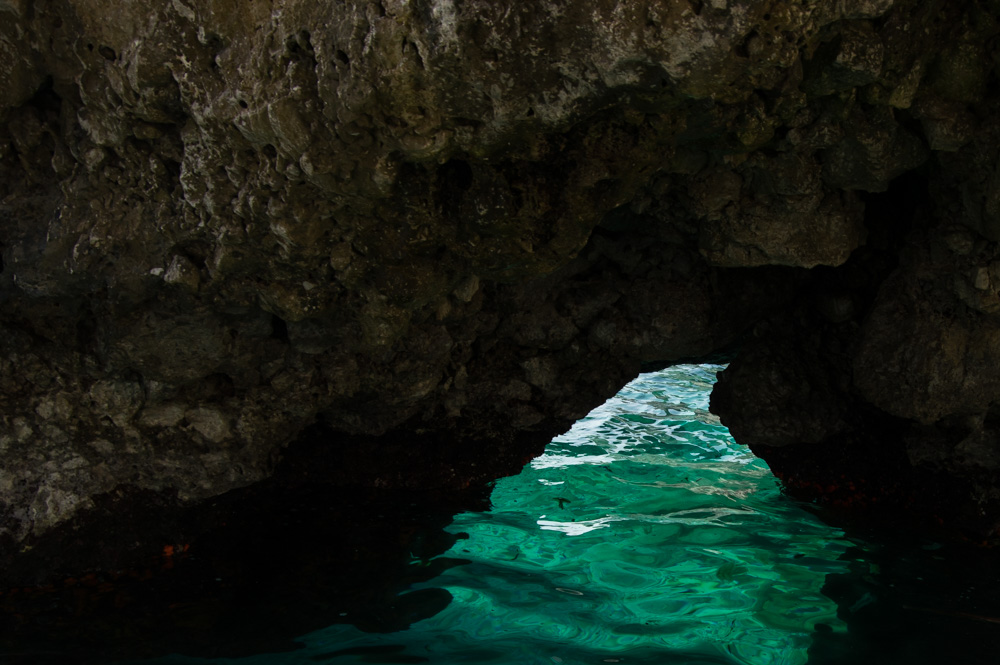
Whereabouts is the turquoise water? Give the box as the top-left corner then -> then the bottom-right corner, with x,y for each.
134,364 -> 872,664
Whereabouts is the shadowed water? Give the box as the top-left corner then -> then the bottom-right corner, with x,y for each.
17,365 -> 999,664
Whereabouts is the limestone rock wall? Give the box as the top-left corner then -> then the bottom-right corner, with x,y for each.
2,0 -> 1000,545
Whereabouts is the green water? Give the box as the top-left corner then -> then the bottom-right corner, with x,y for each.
125,364 -> 1000,664
140,364 -> 864,664
375,364 -> 851,664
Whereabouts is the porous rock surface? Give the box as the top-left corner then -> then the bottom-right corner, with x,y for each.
2,0 -> 1000,548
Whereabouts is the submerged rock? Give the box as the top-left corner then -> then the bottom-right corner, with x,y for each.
2,0 -> 1000,554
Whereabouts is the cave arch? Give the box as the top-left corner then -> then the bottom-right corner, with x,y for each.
2,0 -> 1000,581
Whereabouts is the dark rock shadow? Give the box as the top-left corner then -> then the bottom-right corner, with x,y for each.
0,426 -> 495,664
807,536 -> 1000,665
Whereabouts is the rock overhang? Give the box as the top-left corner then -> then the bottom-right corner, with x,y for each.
1,0 -> 1000,555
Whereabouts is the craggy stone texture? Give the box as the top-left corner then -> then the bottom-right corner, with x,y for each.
2,0 -> 1000,548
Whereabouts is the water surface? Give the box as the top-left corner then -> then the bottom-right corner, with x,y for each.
120,364 -> 1000,665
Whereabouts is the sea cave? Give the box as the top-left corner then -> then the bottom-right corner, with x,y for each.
2,0 -> 1000,662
